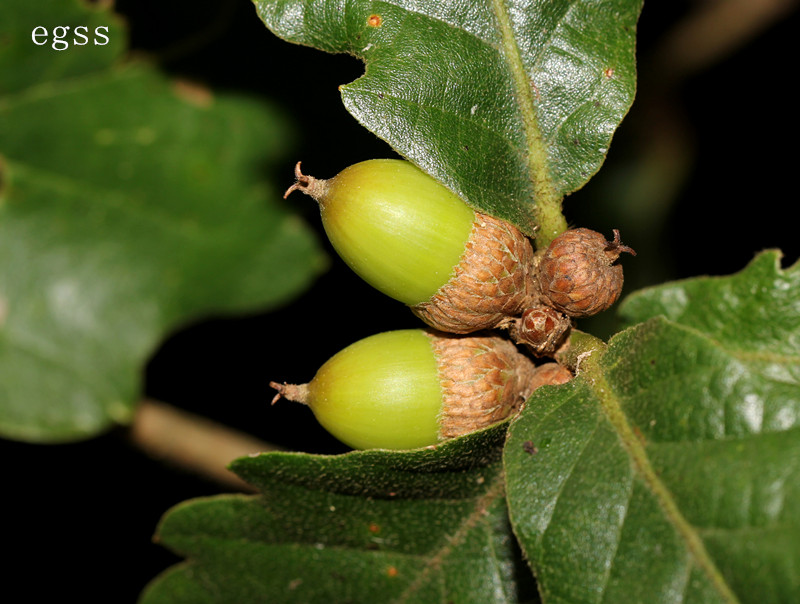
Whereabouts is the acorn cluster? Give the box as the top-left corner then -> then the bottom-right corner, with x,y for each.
271,159 -> 634,450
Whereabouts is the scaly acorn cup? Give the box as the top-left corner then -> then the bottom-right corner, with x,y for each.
284,159 -> 536,333
536,228 -> 636,318
270,329 -> 569,450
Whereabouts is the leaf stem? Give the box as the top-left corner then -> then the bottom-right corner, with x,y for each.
579,348 -> 740,603
491,0 -> 568,248
555,329 -> 604,371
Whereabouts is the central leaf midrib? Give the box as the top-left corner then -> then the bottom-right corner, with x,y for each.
581,347 -> 741,603
489,0 -> 567,246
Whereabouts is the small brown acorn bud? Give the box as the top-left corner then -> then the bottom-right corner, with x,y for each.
537,228 -> 635,318
509,305 -> 572,356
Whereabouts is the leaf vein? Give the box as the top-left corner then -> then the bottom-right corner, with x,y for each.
598,473 -> 634,604
583,347 -> 741,603
539,402 -> 602,548
490,0 -> 566,244
394,473 -> 507,603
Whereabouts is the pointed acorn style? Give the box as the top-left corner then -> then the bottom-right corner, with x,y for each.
270,329 -> 570,450
285,159 -> 536,333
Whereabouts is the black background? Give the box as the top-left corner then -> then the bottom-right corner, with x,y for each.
4,1 -> 798,601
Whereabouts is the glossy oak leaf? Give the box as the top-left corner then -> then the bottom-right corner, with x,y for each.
505,251 -> 800,603
0,0 -> 326,442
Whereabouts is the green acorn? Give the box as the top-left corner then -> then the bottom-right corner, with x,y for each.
285,160 -> 536,333
270,329 -> 570,450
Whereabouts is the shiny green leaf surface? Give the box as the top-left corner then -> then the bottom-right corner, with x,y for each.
254,0 -> 643,240
618,249 -> 800,354
0,0 -> 325,442
505,252 -> 800,603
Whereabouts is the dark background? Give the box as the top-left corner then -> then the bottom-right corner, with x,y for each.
4,1 -> 798,601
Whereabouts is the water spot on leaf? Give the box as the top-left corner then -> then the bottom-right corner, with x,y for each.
94,128 -> 116,145
135,127 -> 156,145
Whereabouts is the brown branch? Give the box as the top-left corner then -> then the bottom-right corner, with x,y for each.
129,399 -> 283,493
654,0 -> 798,81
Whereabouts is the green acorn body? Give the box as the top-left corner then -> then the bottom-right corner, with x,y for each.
270,329 -> 552,450
285,160 -> 535,333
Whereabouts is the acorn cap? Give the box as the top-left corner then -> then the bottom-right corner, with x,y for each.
412,213 -> 536,333
430,331 -> 539,439
509,305 -> 572,357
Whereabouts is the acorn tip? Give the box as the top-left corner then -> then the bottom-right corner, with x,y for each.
269,381 -> 310,405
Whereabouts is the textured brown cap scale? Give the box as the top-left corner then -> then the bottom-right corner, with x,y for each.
537,228 -> 635,318
412,213 -> 535,333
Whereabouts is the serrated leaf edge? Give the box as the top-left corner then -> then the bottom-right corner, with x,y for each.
618,249 -> 796,326
151,477 -> 512,602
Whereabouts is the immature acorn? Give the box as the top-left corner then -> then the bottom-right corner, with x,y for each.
284,159 -> 535,333
270,329 -> 569,450
510,305 -> 572,356
537,228 -> 636,318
